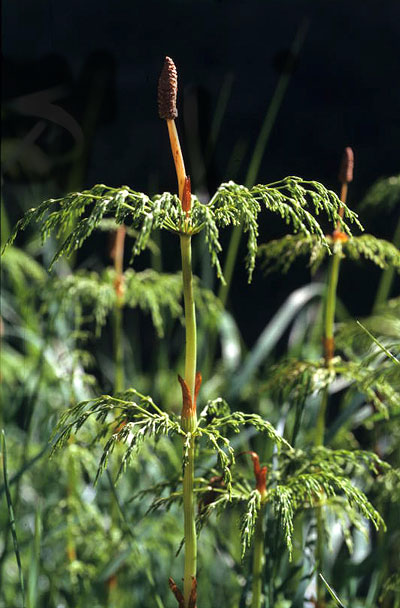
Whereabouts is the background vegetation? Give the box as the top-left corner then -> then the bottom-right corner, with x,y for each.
1,1 -> 399,607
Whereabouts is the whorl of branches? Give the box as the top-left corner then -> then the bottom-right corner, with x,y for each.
259,233 -> 400,276
3,176 -> 361,283
267,357 -> 400,418
44,268 -> 221,338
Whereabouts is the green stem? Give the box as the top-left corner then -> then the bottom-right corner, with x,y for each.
315,248 -> 342,607
180,234 -> 197,607
66,447 -> 78,565
314,250 -> 341,452
218,222 -> 243,308
252,503 -> 266,608
315,508 -> 325,608
180,235 -> 197,398
324,251 -> 341,352
315,389 -> 328,449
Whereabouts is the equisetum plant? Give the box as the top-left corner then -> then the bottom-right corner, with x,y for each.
3,57 -> 371,607
259,149 -> 400,607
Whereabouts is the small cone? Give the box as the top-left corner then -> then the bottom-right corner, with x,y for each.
338,147 -> 354,184
158,56 -> 178,120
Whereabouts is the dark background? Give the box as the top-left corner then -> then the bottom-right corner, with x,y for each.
2,0 -> 400,345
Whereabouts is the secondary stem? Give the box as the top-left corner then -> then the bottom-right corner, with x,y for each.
252,503 -> 266,608
111,225 -> 126,393
315,245 -> 342,608
314,252 -> 341,608
180,234 -> 198,606
324,251 -> 341,366
315,175 -> 348,606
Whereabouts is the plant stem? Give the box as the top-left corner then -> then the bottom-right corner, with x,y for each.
109,225 -> 126,602
180,235 -> 197,398
252,503 -> 266,608
111,225 -> 126,393
315,173 -> 347,604
324,251 -> 341,366
167,120 -> 186,200
180,234 -> 198,607
314,250 -> 341,608
161,64 -> 197,603
66,446 -> 77,564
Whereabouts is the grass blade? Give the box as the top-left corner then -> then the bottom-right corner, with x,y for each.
1,430 -> 26,607
0,444 -> 49,497
319,573 -> 346,607
356,320 -> 400,366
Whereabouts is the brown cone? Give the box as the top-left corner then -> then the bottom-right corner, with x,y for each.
338,147 -> 354,184
158,56 -> 178,120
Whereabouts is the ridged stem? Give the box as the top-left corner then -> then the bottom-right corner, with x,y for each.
112,225 -> 126,393
315,237 -> 342,607
251,503 -> 266,608
180,234 -> 198,607
324,249 -> 341,358
167,120 -> 186,200
164,86 -> 197,604
109,225 -> 126,601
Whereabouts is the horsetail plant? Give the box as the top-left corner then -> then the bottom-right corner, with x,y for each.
2,57 -> 366,607
260,149 -> 399,606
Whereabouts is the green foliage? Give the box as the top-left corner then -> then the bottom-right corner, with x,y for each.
1,245 -> 47,286
380,572 -> 400,602
259,233 -> 400,275
2,121 -> 398,608
270,447 -> 387,558
1,431 -> 26,608
46,267 -> 221,338
337,299 -> 400,352
267,356 -> 400,417
360,174 -> 400,211
356,320 -> 400,367
258,234 -> 327,274
344,234 -> 400,269
188,446 -> 388,562
240,489 -> 261,557
3,177 -> 361,283
52,389 -> 289,499
52,389 -> 184,481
